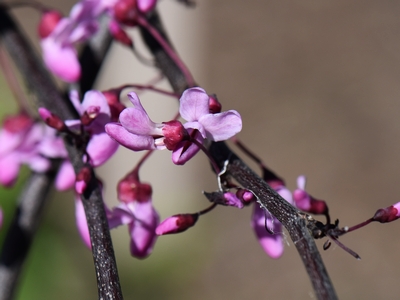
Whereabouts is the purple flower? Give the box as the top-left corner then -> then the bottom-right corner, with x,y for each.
251,185 -> 293,259
293,175 -> 328,215
40,0 -> 117,82
106,87 -> 242,165
105,92 -> 187,151
0,113 -> 66,187
109,200 -> 159,258
49,90 -> 118,191
173,87 -> 242,164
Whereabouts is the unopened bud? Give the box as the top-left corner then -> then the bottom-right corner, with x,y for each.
236,189 -> 254,203
155,213 -> 198,235
75,166 -> 92,194
113,0 -> 139,26
109,21 -> 133,47
38,10 -> 63,39
3,112 -> 33,134
118,176 -> 152,203
102,89 -> 126,122
208,94 -> 222,114
372,203 -> 400,223
38,107 -> 67,131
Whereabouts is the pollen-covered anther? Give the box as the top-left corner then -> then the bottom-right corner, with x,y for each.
81,106 -> 101,126
161,120 -> 187,150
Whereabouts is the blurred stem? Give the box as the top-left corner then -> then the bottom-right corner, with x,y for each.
0,5 -> 123,300
0,167 -> 58,300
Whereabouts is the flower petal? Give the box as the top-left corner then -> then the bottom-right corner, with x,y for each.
251,204 -> 284,259
137,0 -> 157,13
179,87 -> 210,122
0,153 -> 20,187
129,201 -> 159,258
75,196 -> 92,249
41,38 -> 81,82
199,110 -> 242,141
105,123 -> 155,151
86,132 -> 119,166
119,93 -> 161,135
171,130 -> 203,165
55,160 -> 75,191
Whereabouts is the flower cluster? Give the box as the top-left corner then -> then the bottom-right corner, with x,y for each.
39,0 -> 157,82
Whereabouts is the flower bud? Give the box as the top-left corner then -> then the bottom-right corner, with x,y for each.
118,176 -> 152,203
102,89 -> 126,122
38,10 -> 63,39
208,94 -> 222,114
155,213 -> 198,235
3,112 -> 33,134
38,107 -> 67,131
372,202 -> 400,223
113,0 -> 139,26
109,21 -> 133,47
75,166 -> 92,194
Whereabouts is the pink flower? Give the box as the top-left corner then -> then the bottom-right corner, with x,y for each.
50,90 -> 119,191
293,175 -> 328,215
173,87 -> 242,165
105,92 -> 187,151
106,87 -> 242,165
0,113 -> 66,187
40,0 -> 117,82
109,200 -> 159,258
251,185 -> 293,259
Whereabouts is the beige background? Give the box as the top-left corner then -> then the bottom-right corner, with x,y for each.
4,0 -> 400,299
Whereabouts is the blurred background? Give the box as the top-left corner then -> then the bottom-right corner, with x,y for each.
2,0 -> 400,299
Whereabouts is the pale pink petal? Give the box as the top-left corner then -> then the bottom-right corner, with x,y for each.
0,129 -> 23,156
86,132 -> 119,166
171,130 -> 203,165
276,186 -> 294,206
179,87 -> 210,122
75,196 -> 92,249
251,204 -> 284,259
41,38 -> 81,82
297,175 -> 306,190
119,93 -> 160,135
105,123 -> 155,151
69,90 -> 83,114
27,155 -> 50,172
129,201 -> 159,258
81,90 -> 110,117
55,160 -> 75,191
199,110 -> 242,141
137,0 -> 157,13
0,153 -> 20,187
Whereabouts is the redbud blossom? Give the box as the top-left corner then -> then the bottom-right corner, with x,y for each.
156,214 -> 198,235
372,202 -> 400,223
105,92 -> 187,152
293,175 -> 328,215
251,183 -> 293,259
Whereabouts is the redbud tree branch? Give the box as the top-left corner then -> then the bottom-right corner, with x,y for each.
0,6 -> 122,300
140,10 -> 337,300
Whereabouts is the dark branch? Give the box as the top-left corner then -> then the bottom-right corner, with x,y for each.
0,6 -> 123,299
